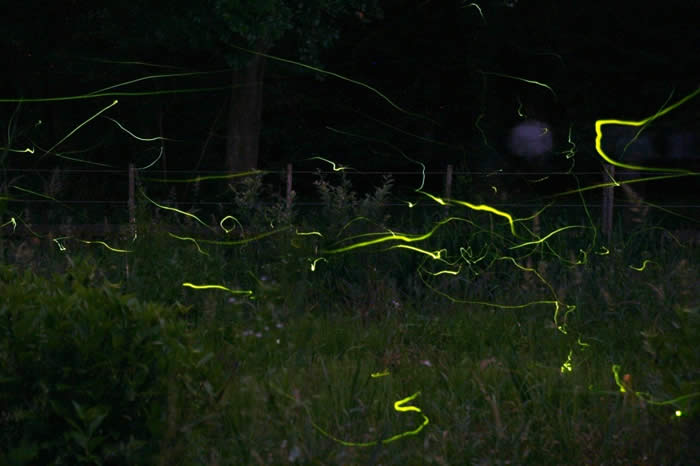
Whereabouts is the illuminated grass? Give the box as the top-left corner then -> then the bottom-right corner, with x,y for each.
1,203 -> 697,464
1,67 -> 698,464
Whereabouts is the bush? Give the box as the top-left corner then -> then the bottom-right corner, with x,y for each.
0,262 -> 191,464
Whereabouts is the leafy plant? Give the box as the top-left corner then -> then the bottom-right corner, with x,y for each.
313,170 -> 393,238
0,261 -> 213,464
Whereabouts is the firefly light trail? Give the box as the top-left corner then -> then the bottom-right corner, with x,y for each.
1,44 -> 697,444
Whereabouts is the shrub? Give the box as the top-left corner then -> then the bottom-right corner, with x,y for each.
0,262 -> 192,464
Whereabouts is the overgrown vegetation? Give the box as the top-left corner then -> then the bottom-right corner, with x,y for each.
1,172 -> 698,464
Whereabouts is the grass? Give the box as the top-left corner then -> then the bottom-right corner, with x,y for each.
1,174 -> 698,464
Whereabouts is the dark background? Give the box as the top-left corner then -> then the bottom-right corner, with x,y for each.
2,0 -> 699,222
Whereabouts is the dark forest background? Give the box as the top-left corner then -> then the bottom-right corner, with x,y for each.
2,0 -> 699,218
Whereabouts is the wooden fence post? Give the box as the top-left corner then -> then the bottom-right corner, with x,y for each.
602,163 -> 615,242
126,163 -> 136,281
444,164 -> 453,209
128,163 -> 136,239
286,163 -> 293,211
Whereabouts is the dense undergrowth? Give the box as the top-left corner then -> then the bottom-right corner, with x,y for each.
1,173 -> 699,464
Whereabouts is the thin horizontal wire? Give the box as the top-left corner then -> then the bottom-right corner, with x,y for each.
3,168 -> 691,176
5,198 -> 700,209
3,220 -> 699,237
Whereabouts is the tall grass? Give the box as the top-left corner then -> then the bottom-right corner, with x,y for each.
1,171 -> 698,464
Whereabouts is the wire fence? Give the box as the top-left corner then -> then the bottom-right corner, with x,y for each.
2,163 -> 699,241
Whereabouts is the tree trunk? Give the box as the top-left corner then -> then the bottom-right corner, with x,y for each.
225,46 -> 267,173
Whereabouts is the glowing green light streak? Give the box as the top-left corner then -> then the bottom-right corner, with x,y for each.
474,114 -> 490,147
87,70 -> 224,96
595,87 -> 700,173
41,236 -> 131,254
307,156 -> 352,171
230,44 -> 434,124
419,191 -> 516,236
42,100 -> 118,159
82,57 -> 189,70
0,87 -> 230,103
421,266 -> 462,277
0,146 -> 34,154
513,203 -> 551,226
570,173 -> 600,253
629,259 -> 656,271
32,142 -> 113,166
516,97 -> 526,118
194,226 -> 292,246
182,282 -> 253,296
246,271 -> 280,293
49,153 -> 111,167
1,218 -> 17,231
143,170 -> 267,183
140,190 -> 210,229
560,126 -> 577,162
104,116 -> 173,142
560,350 -> 573,373
168,233 -> 210,256
463,2 -> 486,23
555,302 -> 576,335
78,239 -> 132,253
312,391 -> 429,447
640,201 -> 700,225
325,126 -> 427,192
220,216 -> 243,234
321,218 -> 453,254
336,217 -> 376,238
136,146 -> 163,170
478,70 -> 557,99
509,225 -> 584,250
499,255 -> 559,300
422,246 -> 464,269
601,164 -> 617,187
11,185 -> 58,201
7,217 -> 42,239
420,270 -> 559,310
419,253 -> 569,331
459,246 -> 487,265
295,229 -> 323,237
271,381 -> 427,448
5,101 -> 22,148
611,365 -> 700,411
553,172 -> 694,198
310,257 -> 327,271
420,190 -> 447,206
371,370 -> 390,378
53,237 -> 68,251
353,110 -> 455,148
9,186 -> 76,213
389,244 -> 445,260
